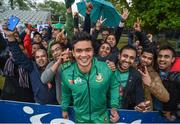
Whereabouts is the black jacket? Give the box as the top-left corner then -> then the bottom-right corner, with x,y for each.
115,67 -> 145,109
162,71 -> 180,112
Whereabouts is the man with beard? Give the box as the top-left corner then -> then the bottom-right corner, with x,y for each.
133,18 -> 179,120
61,31 -> 119,123
137,50 -> 169,111
41,41 -> 71,104
115,45 -> 149,111
157,46 -> 180,121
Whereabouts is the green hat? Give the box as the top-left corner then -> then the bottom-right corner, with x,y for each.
52,23 -> 64,30
65,0 -> 75,8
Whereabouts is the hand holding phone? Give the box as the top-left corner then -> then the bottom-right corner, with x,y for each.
8,15 -> 20,31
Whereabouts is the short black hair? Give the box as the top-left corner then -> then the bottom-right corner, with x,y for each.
18,42 -> 24,48
35,48 -> 47,57
50,40 -> 65,50
101,27 -> 110,33
159,45 -> 176,57
42,28 -> 48,31
104,33 -> 117,46
142,49 -> 157,67
142,48 -> 154,56
120,44 -> 137,56
32,42 -> 46,51
33,31 -> 42,38
32,42 -> 40,46
72,31 -> 92,50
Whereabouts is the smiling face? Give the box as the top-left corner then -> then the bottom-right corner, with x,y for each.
52,28 -> 60,39
137,45 -> 143,56
33,34 -> 42,43
32,43 -> 40,57
73,40 -> 94,73
118,49 -> 136,72
101,30 -> 109,41
106,35 -> 116,47
98,43 -> 111,57
140,52 -> 154,67
35,49 -> 48,69
157,49 -> 175,71
51,43 -> 63,61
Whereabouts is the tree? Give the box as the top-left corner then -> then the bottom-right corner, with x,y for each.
37,0 -> 66,23
9,0 -> 14,9
27,0 -> 37,9
131,0 -> 180,33
109,0 -> 130,11
108,0 -> 180,33
8,0 -> 30,10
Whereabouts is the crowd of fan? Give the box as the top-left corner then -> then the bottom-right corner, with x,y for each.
0,1 -> 179,123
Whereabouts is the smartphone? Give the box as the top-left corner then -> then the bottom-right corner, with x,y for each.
8,15 -> 20,31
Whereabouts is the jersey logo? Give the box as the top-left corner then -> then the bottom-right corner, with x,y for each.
68,77 -> 82,85
96,73 -> 103,82
68,80 -> 74,84
74,77 -> 82,84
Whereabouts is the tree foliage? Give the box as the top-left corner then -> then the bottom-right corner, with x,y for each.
9,0 -> 30,10
6,0 -> 66,23
37,0 -> 65,15
27,0 -> 37,9
37,0 -> 66,23
108,0 -> 180,33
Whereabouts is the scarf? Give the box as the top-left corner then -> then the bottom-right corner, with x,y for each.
4,56 -> 29,88
159,70 -> 169,81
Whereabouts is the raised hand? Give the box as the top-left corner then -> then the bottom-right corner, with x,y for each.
25,28 -> 31,35
96,16 -> 107,30
147,33 -> 153,42
86,2 -> 93,14
55,53 -> 63,65
3,26 -> 16,42
133,17 -> 142,32
74,12 -> 79,17
56,29 -> 67,44
121,8 -> 130,21
138,66 -> 152,87
61,48 -> 72,63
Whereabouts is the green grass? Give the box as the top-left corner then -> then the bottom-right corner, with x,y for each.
0,75 -> 5,90
117,35 -> 128,49
116,35 -> 179,51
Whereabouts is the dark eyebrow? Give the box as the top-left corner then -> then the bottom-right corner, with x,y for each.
76,48 -> 82,51
164,55 -> 170,57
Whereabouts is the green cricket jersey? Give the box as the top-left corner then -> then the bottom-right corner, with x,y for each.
61,58 -> 119,123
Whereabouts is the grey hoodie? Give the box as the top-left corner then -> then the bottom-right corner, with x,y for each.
41,61 -> 62,104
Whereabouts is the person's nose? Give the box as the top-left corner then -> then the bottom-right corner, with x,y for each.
81,50 -> 87,57
125,57 -> 130,62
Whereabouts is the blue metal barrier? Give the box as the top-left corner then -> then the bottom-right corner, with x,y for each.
0,100 -> 179,123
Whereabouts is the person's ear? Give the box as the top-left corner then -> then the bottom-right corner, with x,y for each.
118,54 -> 121,61
72,50 -> 75,57
172,57 -> 175,64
